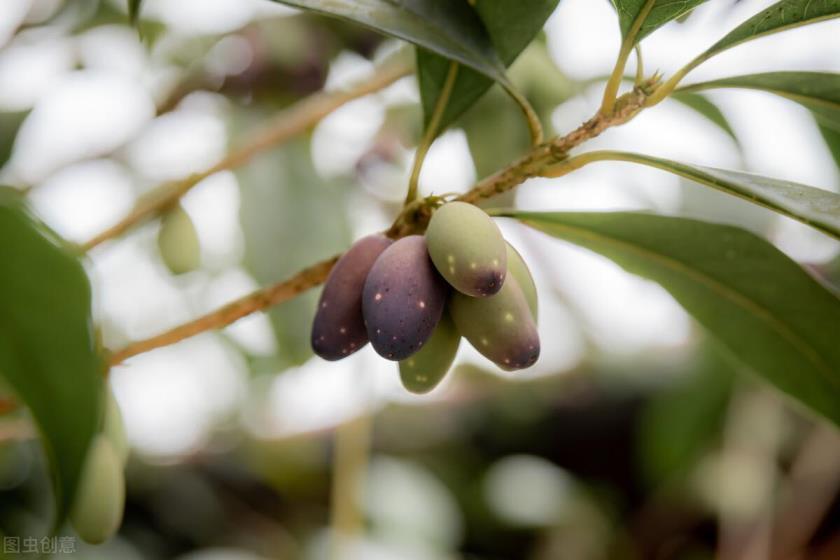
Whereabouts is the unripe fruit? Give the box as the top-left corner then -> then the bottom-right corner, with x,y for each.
157,204 -> 200,275
449,275 -> 540,370
506,243 -> 538,320
311,234 -> 393,360
104,390 -> 129,466
399,312 -> 460,394
362,235 -> 447,360
70,434 -> 125,545
425,202 -> 507,297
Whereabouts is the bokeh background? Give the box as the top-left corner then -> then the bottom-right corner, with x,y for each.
1,0 -> 839,558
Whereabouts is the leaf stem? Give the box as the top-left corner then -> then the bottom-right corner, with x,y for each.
634,45 -> 645,86
81,54 -> 413,252
601,0 -> 656,114
405,60 -> 459,205
503,82 -> 544,146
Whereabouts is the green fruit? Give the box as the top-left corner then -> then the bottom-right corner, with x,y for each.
399,312 -> 460,394
449,275 -> 540,371
70,434 -> 125,545
157,204 -> 200,274
426,202 -> 507,297
506,242 -> 538,321
104,390 -> 129,466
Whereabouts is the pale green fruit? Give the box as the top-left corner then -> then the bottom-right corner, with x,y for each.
157,204 -> 200,275
104,390 -> 129,465
70,434 -> 125,545
449,275 -> 540,371
506,242 -> 538,321
399,312 -> 460,394
425,202 -> 507,297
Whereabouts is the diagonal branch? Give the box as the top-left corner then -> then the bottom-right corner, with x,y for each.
108,83 -> 654,365
82,54 -> 413,252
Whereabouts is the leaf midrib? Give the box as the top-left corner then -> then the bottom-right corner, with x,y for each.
523,218 -> 838,386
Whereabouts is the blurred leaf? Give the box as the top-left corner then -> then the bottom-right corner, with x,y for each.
670,92 -> 738,145
610,0 -> 708,43
157,204 -> 201,275
583,151 -> 840,241
269,0 -> 504,80
818,122 -> 840,171
507,210 -> 840,426
639,346 -> 734,483
700,1 -> 840,61
237,137 -> 351,369
0,111 -> 28,169
128,0 -> 142,25
0,188 -> 103,527
678,72 -> 840,133
417,0 -> 559,131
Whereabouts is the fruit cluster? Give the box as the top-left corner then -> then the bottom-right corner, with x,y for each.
311,202 -> 540,393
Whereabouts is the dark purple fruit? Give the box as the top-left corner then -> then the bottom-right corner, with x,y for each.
362,235 -> 448,360
311,234 -> 392,360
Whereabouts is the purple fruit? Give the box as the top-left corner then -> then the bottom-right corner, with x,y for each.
362,235 -> 448,360
311,234 -> 392,360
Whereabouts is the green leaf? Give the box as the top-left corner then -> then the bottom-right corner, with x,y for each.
610,0 -> 709,44
128,0 -> 142,25
270,0 -> 504,80
702,0 -> 840,60
0,188 -> 104,527
818,122 -> 840,171
670,91 -> 739,145
0,111 -> 28,170
578,151 -> 840,241
417,0 -> 559,131
678,72 -> 840,133
506,210 -> 840,425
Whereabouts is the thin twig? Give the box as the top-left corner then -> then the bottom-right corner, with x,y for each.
108,256 -> 339,365
81,55 -> 413,252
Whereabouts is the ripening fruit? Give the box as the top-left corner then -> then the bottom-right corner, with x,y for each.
70,434 -> 125,545
362,235 -> 447,360
157,204 -> 201,275
104,390 -> 129,466
425,202 -> 507,297
399,312 -> 460,394
311,234 -> 393,360
449,275 -> 540,371
506,243 -> 538,320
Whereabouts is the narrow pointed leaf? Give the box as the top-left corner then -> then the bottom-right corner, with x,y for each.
587,151 -> 840,241
670,92 -> 738,144
700,1 -> 840,61
270,0 -> 505,81
678,72 -> 840,133
818,122 -> 840,171
506,210 -> 840,425
0,188 -> 104,526
128,0 -> 142,25
610,0 -> 709,44
418,0 -> 559,131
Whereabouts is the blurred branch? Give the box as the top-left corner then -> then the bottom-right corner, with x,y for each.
108,79 -> 657,364
108,255 -> 339,365
81,54 -> 413,252
329,413 -> 373,560
769,424 -> 840,559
